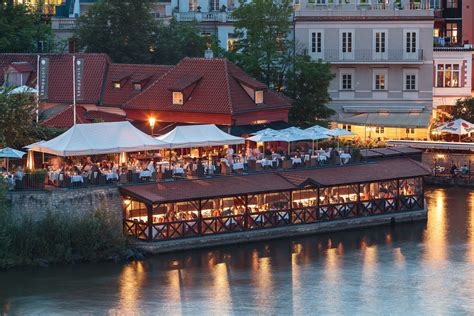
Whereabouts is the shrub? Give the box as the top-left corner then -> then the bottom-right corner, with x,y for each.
0,189 -> 128,268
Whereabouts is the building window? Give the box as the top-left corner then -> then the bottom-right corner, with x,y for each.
446,23 -> 458,44
341,73 -> 352,90
341,31 -> 352,53
113,82 -> 121,89
375,126 -> 384,134
405,31 -> 417,53
255,90 -> 264,104
373,69 -> 387,90
134,83 -> 142,91
227,33 -> 238,51
173,92 -> 184,105
446,0 -> 457,8
209,0 -> 219,11
189,0 -> 198,10
374,31 -> 386,53
405,73 -> 417,90
342,124 -> 352,132
311,32 -> 322,54
406,128 -> 415,134
436,64 -> 460,88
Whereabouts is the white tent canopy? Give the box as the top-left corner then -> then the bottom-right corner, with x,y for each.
156,124 -> 245,149
29,121 -> 169,156
252,128 -> 280,135
8,85 -> 38,95
305,125 -> 330,134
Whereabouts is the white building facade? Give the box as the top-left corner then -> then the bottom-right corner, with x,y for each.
294,2 -> 435,141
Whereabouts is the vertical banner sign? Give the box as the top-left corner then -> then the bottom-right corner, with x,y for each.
75,58 -> 84,101
38,58 -> 49,100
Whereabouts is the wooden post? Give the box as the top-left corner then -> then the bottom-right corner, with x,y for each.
147,203 -> 153,241
316,187 -> 320,220
469,160 -> 471,181
244,195 -> 249,230
356,184 -> 361,216
288,190 -> 293,225
396,179 -> 401,211
198,199 -> 202,236
420,177 -> 425,210
434,158 -> 437,176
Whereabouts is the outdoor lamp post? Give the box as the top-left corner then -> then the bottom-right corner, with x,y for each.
148,117 -> 156,136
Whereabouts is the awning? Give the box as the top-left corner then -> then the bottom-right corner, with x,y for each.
337,112 -> 431,128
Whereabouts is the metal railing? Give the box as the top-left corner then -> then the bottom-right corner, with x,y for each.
315,49 -> 424,62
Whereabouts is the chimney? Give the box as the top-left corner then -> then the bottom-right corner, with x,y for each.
204,43 -> 214,59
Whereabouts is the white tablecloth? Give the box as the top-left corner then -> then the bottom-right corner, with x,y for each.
105,173 -> 119,181
258,159 -> 273,167
291,157 -> 302,165
48,172 -> 62,182
70,175 -> 84,183
318,155 -> 328,162
232,162 -> 244,170
340,153 -> 352,164
173,168 -> 185,175
139,170 -> 152,178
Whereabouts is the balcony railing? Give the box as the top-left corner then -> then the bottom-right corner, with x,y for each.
51,18 -> 77,30
174,10 -> 235,22
313,49 -> 424,63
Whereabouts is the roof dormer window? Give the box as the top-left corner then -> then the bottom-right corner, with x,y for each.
134,83 -> 142,91
255,90 -> 264,104
114,82 -> 121,89
173,92 -> 184,105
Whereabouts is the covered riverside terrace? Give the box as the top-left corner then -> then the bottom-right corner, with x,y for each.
120,158 -> 430,241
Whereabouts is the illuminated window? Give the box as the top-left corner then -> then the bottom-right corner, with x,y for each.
446,23 -> 458,44
436,64 -> 460,87
114,82 -> 121,89
173,92 -> 184,105
227,33 -> 238,52
134,83 -> 142,91
373,69 -> 387,90
255,90 -> 264,104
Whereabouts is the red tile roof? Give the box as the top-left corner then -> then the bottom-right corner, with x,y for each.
102,63 -> 172,107
9,61 -> 34,73
41,105 -> 127,128
120,158 -> 431,204
0,53 -> 110,103
124,58 -> 291,115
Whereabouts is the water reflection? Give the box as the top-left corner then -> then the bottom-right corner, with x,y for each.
3,187 -> 474,314
423,189 -> 448,266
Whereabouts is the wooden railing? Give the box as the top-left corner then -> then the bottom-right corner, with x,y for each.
126,195 -> 424,241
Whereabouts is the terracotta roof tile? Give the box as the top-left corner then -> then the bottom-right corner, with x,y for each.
0,53 -> 109,103
9,62 -> 34,73
102,63 -> 171,107
40,105 -> 126,128
124,58 -> 291,114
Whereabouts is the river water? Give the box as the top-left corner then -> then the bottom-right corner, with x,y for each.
1,187 -> 474,315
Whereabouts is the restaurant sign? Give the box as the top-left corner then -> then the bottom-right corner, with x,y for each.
75,58 -> 84,101
38,58 -> 49,100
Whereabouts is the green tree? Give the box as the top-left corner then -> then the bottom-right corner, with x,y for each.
286,55 -> 335,128
229,0 -> 294,90
452,97 -> 474,122
0,2 -> 52,53
152,19 -> 218,65
75,0 -> 159,63
0,88 -> 63,148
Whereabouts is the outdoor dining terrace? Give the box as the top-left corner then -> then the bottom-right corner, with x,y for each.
120,158 -> 430,242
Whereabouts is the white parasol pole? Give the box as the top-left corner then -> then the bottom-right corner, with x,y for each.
72,55 -> 77,126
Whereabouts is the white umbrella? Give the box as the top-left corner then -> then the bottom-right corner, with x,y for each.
276,130 -> 315,154
434,118 -> 474,141
252,128 -> 280,135
0,147 -> 26,172
325,128 -> 354,150
305,125 -> 330,134
248,131 -> 288,156
8,85 -> 38,95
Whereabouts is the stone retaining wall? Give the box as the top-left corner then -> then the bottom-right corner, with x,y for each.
6,186 -> 123,221
135,208 -> 428,255
425,176 -> 474,187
